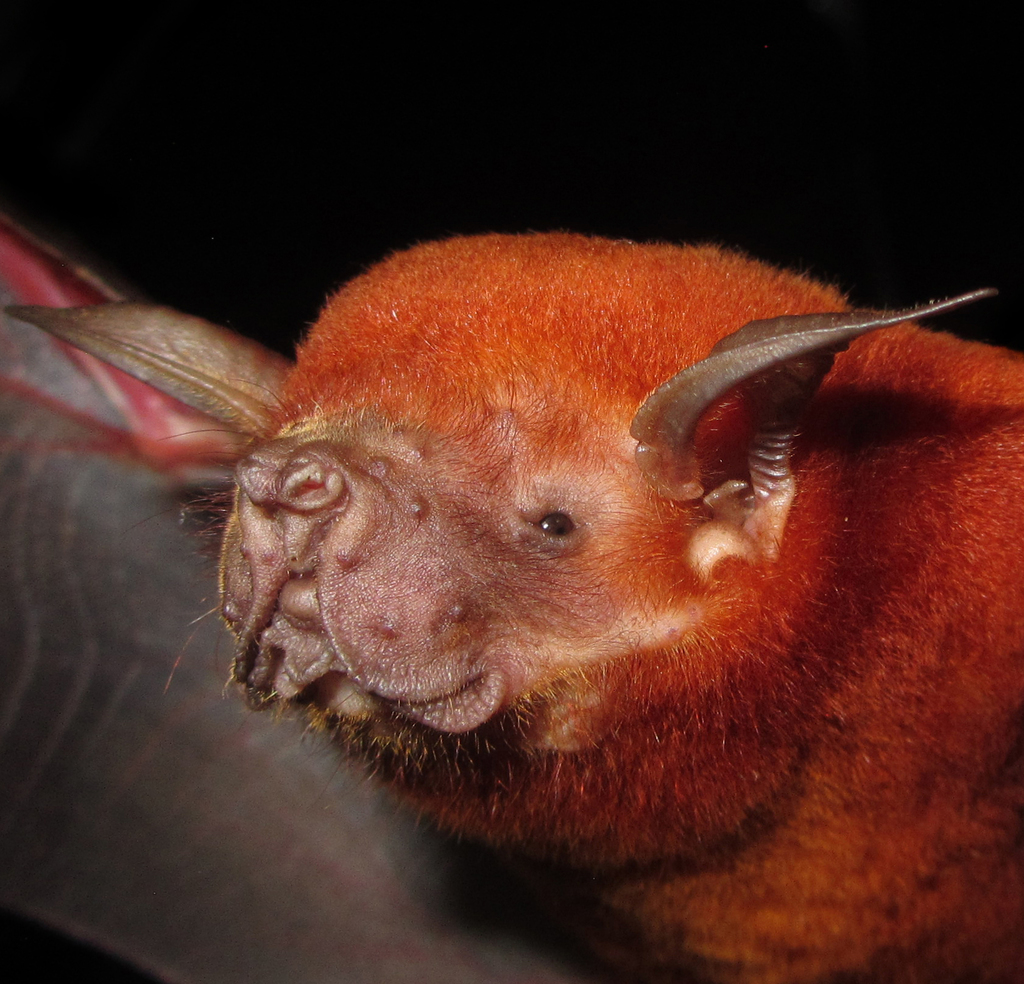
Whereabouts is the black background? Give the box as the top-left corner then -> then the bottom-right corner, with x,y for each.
1,2 -> 1018,352
0,1 -> 1018,979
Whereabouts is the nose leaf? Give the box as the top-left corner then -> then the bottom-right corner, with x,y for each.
238,448 -> 349,513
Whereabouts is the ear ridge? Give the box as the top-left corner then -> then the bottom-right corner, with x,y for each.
631,288 -> 998,571
6,302 -> 291,435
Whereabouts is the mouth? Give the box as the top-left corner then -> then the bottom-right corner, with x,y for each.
233,614 -> 509,734
233,616 -> 345,701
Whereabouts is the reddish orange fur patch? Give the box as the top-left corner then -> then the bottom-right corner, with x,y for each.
277,235 -> 1024,982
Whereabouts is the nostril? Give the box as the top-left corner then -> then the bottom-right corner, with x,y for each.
278,456 -> 347,512
236,456 -> 279,504
237,443 -> 351,512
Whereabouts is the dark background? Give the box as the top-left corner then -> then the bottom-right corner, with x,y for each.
0,1 -> 1017,980
1,1 -> 1018,352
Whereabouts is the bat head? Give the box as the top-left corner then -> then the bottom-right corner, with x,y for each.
222,234 -> 839,740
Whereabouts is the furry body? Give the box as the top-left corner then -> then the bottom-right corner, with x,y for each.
282,236 -> 1024,982
17,233 -> 1024,982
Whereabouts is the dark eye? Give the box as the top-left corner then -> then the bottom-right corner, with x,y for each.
537,512 -> 575,536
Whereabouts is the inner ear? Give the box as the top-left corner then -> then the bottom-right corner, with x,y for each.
630,288 -> 997,574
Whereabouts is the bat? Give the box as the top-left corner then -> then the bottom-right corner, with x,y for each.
8,229 -> 1023,983
0,213 -> 600,984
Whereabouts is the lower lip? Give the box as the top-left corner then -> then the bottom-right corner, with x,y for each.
393,671 -> 508,733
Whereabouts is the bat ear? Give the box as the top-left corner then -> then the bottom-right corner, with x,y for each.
630,288 -> 997,568
5,302 -> 291,436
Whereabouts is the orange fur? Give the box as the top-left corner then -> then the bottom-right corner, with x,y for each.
278,235 -> 1024,982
